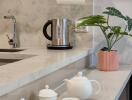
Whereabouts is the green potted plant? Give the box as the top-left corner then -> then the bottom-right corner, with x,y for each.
77,7 -> 132,71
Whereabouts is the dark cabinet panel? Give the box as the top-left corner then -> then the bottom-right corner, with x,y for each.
119,80 -> 130,100
129,76 -> 132,100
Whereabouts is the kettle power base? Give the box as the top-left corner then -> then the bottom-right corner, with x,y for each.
47,44 -> 73,50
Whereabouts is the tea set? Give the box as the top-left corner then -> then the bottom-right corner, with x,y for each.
38,72 -> 101,100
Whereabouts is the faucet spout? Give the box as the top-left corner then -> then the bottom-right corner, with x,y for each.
4,16 -> 16,23
4,15 -> 17,48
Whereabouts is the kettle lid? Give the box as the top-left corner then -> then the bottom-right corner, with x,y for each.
39,85 -> 58,97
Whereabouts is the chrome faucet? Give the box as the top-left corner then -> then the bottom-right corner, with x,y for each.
4,15 -> 18,48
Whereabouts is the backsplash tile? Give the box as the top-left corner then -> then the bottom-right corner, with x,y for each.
0,0 -> 93,48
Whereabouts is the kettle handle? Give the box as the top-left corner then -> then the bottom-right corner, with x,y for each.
90,80 -> 101,95
43,20 -> 52,40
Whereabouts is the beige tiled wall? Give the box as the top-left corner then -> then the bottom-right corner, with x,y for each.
0,0 -> 93,48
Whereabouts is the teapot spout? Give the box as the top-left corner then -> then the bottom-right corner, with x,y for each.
64,79 -> 71,83
64,79 -> 69,82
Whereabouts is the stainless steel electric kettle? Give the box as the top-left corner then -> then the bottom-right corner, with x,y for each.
43,18 -> 75,50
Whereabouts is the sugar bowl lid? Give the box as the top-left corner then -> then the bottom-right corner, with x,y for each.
39,85 -> 58,97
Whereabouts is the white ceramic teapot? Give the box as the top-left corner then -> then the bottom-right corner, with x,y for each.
64,72 -> 101,99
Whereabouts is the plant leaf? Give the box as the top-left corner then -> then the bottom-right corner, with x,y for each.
120,32 -> 128,35
129,34 -> 132,37
107,33 -> 114,39
126,16 -> 132,31
103,7 -> 125,20
111,26 -> 121,34
77,15 -> 106,27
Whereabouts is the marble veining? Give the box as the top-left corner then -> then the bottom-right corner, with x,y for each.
0,43 -> 91,96
58,66 -> 132,100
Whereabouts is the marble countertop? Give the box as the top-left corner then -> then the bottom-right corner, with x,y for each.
58,65 -> 132,100
86,66 -> 132,100
0,46 -> 90,96
0,45 -> 131,99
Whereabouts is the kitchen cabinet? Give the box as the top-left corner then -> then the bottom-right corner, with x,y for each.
119,75 -> 132,100
129,75 -> 132,99
119,81 -> 129,100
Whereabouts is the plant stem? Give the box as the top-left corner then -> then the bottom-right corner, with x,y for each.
106,15 -> 112,51
106,15 -> 113,31
124,25 -> 127,32
107,15 -> 109,24
100,26 -> 111,51
109,33 -> 115,48
110,35 -> 123,50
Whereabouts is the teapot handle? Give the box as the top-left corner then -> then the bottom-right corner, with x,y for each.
90,80 -> 101,95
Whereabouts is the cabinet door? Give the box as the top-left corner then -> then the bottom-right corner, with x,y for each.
130,76 -> 132,99
119,82 -> 129,100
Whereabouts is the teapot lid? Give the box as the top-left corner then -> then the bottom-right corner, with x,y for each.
72,72 -> 88,80
77,72 -> 83,77
39,85 -> 58,97
20,98 -> 25,100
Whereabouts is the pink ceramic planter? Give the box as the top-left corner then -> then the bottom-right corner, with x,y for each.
97,50 -> 119,71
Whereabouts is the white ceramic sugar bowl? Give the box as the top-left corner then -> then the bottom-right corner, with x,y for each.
64,72 -> 101,99
39,85 -> 58,100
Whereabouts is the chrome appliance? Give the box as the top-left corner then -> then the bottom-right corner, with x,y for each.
43,18 -> 75,50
